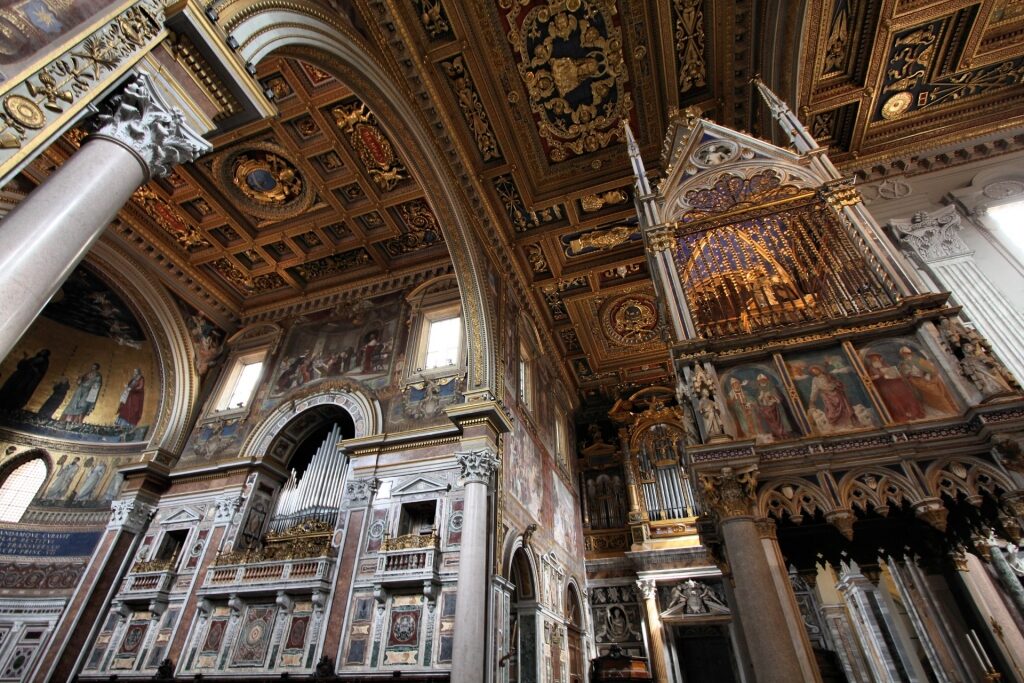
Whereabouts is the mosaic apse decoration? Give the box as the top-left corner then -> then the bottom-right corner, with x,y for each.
230,605 -> 277,667
785,347 -> 880,435
499,0 -> 633,162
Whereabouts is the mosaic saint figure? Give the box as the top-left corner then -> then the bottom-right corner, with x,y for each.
808,365 -> 856,428
37,375 -> 70,419
45,456 -> 80,499
865,353 -> 924,421
74,460 -> 107,501
754,374 -> 795,439
0,349 -> 50,411
115,368 -> 145,428
62,363 -> 103,423
896,346 -> 958,415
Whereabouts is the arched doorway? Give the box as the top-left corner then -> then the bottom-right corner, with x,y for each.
503,547 -> 539,683
566,583 -> 585,683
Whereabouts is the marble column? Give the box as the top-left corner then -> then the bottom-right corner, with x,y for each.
451,448 -> 499,683
636,578 -> 670,683
699,465 -> 822,683
954,551 -> 1024,681
889,206 -> 1024,382
0,71 -> 209,361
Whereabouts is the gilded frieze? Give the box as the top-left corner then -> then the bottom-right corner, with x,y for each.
412,0 -> 454,40
498,0 -> 633,162
287,248 -> 372,284
671,0 -> 706,95
130,185 -> 211,252
441,55 -> 503,162
384,199 -> 445,256
493,173 -> 565,232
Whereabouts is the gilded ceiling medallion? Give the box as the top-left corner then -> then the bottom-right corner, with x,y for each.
332,102 -> 408,192
503,0 -> 633,162
880,91 -> 913,120
602,294 -> 660,346
212,142 -> 314,221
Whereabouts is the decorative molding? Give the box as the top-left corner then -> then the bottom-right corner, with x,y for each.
343,478 -> 376,508
90,71 -> 211,180
456,448 -> 499,486
888,205 -> 971,263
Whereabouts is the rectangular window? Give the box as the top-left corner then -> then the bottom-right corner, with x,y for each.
424,316 -> 461,369
214,352 -> 266,412
518,344 -> 532,408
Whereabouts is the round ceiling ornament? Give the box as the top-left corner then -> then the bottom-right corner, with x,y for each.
692,140 -> 738,168
601,293 -> 660,346
212,141 -> 314,220
881,92 -> 913,121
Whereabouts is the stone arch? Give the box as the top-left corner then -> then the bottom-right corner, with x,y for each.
239,384 -> 381,460
925,456 -> 1015,506
214,0 -> 496,398
759,477 -> 835,524
0,447 -> 52,487
838,467 -> 924,516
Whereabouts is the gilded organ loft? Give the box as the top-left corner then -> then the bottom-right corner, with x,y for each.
0,1 -> 1023,682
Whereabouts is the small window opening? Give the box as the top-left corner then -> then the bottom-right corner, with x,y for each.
424,316 -> 461,369
156,529 -> 189,566
398,500 -> 437,536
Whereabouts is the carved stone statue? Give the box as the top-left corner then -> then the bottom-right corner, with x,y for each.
669,579 -> 729,615
692,364 -> 726,441
961,342 -> 1015,397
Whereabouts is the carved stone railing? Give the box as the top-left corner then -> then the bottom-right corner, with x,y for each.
375,534 -> 441,592
199,556 -> 334,597
120,568 -> 176,600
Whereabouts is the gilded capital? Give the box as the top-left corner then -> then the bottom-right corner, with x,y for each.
90,71 -> 211,180
456,448 -> 499,486
699,465 -> 758,519
646,225 -> 677,253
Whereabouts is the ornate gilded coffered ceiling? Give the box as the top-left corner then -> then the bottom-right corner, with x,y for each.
17,0 -> 1024,399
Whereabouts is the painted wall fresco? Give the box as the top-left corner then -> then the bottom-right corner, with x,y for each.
858,338 -> 961,423
506,418 -> 543,521
0,0 -> 121,85
0,266 -> 158,443
718,363 -> 801,443
786,347 -> 880,435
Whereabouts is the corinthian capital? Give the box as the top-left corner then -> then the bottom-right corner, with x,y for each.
699,465 -> 758,519
456,448 -> 499,486
108,497 -> 156,533
91,71 -> 211,180
888,205 -> 971,263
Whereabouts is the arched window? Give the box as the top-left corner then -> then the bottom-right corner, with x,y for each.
0,458 -> 47,522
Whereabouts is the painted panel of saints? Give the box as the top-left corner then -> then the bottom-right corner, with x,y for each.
786,347 -> 880,435
719,364 -> 801,443
858,338 -> 961,423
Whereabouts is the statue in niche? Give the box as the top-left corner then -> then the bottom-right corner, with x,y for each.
692,365 -> 725,441
961,342 -> 1015,398
669,579 -> 729,615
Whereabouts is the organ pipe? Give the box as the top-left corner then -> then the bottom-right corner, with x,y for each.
271,423 -> 346,531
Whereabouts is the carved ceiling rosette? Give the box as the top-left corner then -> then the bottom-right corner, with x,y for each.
501,0 -> 633,162
211,141 -> 314,221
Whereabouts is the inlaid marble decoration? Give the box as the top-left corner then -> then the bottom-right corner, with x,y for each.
230,605 -> 276,667
446,498 -> 464,546
284,615 -> 309,651
365,507 -> 388,553
785,347 -> 880,435
117,621 -> 148,656
858,337 -> 961,423
201,618 -> 228,654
